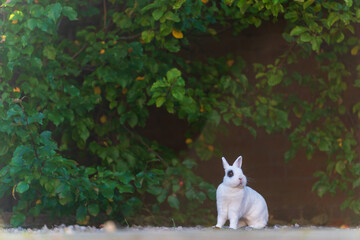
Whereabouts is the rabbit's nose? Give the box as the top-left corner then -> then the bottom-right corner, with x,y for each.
239,178 -> 242,182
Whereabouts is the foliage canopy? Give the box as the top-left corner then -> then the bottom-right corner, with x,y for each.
0,0 -> 360,226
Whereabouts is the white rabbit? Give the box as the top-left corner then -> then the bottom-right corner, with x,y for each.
215,156 -> 268,229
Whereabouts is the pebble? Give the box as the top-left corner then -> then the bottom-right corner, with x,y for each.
0,224 -> 358,234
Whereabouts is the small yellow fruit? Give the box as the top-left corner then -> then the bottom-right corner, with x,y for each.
185,138 -> 193,144
351,46 -> 359,56
13,87 -> 20,92
201,0 -> 209,4
122,88 -> 128,95
337,138 -> 342,148
99,49 -> 105,54
172,29 -> 183,39
94,86 -> 101,95
208,145 -> 214,151
136,76 -> 145,80
12,20 -> 18,24
227,59 -> 234,67
100,115 -> 107,124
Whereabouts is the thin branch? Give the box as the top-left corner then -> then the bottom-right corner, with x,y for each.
103,0 -> 107,30
14,97 -> 41,165
277,42 -> 297,69
72,44 -> 88,60
123,126 -> 169,168
117,33 -> 141,40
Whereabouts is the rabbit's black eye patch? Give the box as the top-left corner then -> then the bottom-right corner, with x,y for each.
227,170 -> 233,177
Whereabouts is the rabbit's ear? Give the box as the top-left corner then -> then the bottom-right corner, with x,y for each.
233,156 -> 243,168
222,157 -> 230,169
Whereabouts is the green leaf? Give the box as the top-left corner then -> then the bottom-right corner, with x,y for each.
46,3 -> 62,22
152,9 -> 165,21
117,184 -> 134,193
28,112 -> 44,125
353,177 -> 360,188
119,18 -> 132,29
64,84 -> 80,97
85,167 -> 96,176
345,0 -> 353,7
10,213 -> 26,227
16,182 -> 29,193
327,12 -> 339,28
48,111 -> 64,126
338,105 -> 346,115
166,68 -> 181,80
167,195 -> 179,209
26,18 -> 38,30
300,33 -> 312,42
303,0 -> 314,9
335,161 -> 345,175
141,2 -> 161,13
268,74 -> 282,86
164,12 -> 180,22
173,0 -> 186,9
141,30 -> 155,43
208,110 -> 221,125
164,39 -> 180,52
147,186 -> 163,195
43,46 -> 57,60
171,86 -> 185,100
30,5 -> 45,17
31,57 -> 43,69
157,190 -> 167,203
311,37 -> 322,52
182,159 -> 197,169
290,26 -> 308,36
127,112 -> 138,128
237,0 -> 250,14
11,146 -> 32,166
156,97 -> 166,107
223,112 -> 234,123
0,144 -> 9,156
58,185 -> 72,205
318,139 -> 330,151
62,6 -> 77,21
336,32 -> 344,43
76,205 -> 87,222
284,149 -> 295,162
284,11 -> 298,20
77,121 -> 90,142
88,204 -> 99,217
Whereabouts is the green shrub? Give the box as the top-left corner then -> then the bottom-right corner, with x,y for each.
0,0 -> 360,226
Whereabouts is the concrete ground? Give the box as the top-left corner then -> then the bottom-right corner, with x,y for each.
0,227 -> 359,240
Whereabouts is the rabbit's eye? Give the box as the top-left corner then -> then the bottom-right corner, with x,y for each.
227,170 -> 233,177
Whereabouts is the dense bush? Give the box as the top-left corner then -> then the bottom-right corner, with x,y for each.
0,0 -> 359,226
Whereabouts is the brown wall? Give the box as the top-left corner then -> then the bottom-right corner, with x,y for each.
197,126 -> 352,224
160,21 -> 357,224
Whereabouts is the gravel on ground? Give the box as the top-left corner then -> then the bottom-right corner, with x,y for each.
0,224 -> 359,240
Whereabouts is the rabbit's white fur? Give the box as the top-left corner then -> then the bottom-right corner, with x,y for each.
215,156 -> 268,229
